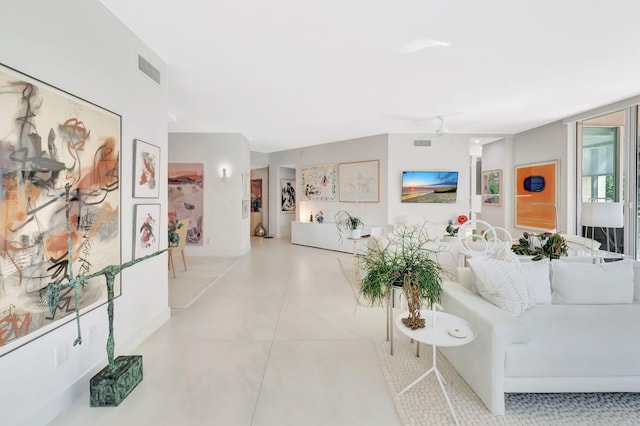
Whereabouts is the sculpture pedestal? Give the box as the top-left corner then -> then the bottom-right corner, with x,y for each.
90,355 -> 143,407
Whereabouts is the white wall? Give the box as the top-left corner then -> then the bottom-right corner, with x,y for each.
387,134 -> 472,226
168,133 -> 251,256
512,120 -> 569,234
268,134 -> 389,238
480,138 -> 512,230
0,1 -> 169,424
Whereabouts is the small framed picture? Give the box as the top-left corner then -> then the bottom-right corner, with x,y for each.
133,139 -> 160,198
134,204 -> 161,259
242,199 -> 249,218
482,169 -> 502,206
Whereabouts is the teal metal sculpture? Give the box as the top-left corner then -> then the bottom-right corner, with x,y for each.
44,184 -> 167,405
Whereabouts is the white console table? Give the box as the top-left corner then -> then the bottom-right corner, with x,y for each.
291,221 -> 365,253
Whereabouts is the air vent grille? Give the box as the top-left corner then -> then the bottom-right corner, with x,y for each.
413,140 -> 432,147
138,55 -> 161,84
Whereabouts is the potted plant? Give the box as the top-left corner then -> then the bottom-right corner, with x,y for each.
334,210 -> 364,240
511,231 -> 568,261
357,223 -> 446,329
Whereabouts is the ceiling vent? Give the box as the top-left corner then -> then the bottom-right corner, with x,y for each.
413,140 -> 432,147
138,54 -> 161,85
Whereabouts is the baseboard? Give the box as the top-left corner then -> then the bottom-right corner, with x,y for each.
21,307 -> 171,425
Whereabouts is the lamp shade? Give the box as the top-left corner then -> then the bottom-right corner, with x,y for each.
581,202 -> 623,228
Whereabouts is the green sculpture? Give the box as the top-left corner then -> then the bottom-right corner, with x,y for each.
44,184 -> 167,406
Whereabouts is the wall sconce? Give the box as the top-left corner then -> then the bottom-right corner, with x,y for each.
222,168 -> 227,182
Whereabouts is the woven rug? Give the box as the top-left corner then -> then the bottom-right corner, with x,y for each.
169,256 -> 239,308
375,339 -> 640,425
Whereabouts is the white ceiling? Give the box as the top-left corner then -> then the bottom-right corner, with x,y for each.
99,0 -> 640,153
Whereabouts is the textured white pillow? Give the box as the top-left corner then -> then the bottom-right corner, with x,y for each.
522,259 -> 552,304
551,259 -> 634,304
467,257 -> 536,316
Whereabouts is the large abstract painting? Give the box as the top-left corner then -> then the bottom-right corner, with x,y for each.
168,163 -> 203,245
338,160 -> 380,202
281,179 -> 296,213
515,160 -> 558,230
301,164 -> 337,201
251,179 -> 262,212
0,63 -> 121,356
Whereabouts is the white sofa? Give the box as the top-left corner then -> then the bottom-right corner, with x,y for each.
440,258 -> 640,415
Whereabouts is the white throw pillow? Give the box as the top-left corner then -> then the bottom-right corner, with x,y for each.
467,257 -> 535,316
521,258 -> 552,304
550,259 -> 634,304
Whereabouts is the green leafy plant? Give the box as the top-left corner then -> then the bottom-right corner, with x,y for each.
445,224 -> 459,237
511,231 -> 568,261
334,210 -> 363,241
168,220 -> 184,248
357,223 -> 446,314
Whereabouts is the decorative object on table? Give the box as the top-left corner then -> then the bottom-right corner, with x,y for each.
0,63 -> 121,357
445,224 -> 459,237
280,178 -> 296,213
301,164 -> 337,201
168,218 -> 189,277
401,171 -> 458,203
44,185 -> 167,406
482,169 -> 502,205
515,160 -> 558,230
168,163 -> 204,245
133,139 -> 160,198
254,222 -> 266,237
338,159 -> 380,202
250,179 -> 262,212
581,201 -> 624,254
334,210 -> 364,241
511,232 -> 568,261
457,215 -> 469,224
357,223 -> 446,329
315,211 -> 324,223
134,204 -> 161,260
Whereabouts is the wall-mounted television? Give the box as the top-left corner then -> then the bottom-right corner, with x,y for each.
401,171 -> 458,203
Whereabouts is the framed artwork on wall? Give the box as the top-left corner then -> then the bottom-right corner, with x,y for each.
515,160 -> 558,230
134,204 -> 161,259
168,163 -> 204,246
281,179 -> 296,213
301,164 -> 337,201
133,139 -> 160,198
338,159 -> 380,202
251,179 -> 262,212
0,62 -> 121,356
482,169 -> 502,206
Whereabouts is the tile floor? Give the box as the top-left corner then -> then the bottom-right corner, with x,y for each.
50,237 -> 402,425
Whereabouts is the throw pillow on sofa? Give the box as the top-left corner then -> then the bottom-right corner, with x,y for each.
550,259 -> 634,304
467,257 -> 536,316
521,258 -> 552,304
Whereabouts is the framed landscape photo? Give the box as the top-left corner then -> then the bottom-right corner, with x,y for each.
482,169 -> 502,206
338,159 -> 380,202
515,160 -> 558,230
134,204 -> 161,259
133,139 -> 160,198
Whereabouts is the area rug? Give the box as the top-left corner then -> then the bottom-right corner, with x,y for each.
169,256 -> 239,308
375,338 -> 640,425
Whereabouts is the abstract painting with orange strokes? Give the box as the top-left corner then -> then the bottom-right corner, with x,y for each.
0,64 -> 121,355
515,161 -> 558,230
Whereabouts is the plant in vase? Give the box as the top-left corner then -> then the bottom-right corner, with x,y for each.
357,223 -> 446,329
334,210 -> 364,241
511,231 -> 568,261
168,219 -> 184,247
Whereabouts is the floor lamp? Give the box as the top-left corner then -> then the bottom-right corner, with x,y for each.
581,201 -> 623,254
